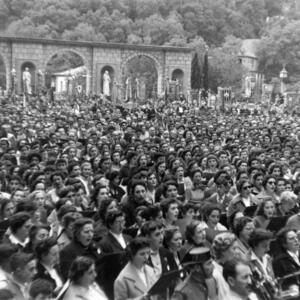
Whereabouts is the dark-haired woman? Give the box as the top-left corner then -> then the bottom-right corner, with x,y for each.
62,256 -> 108,300
114,237 -> 156,300
185,169 -> 206,205
60,218 -> 101,281
253,199 -> 276,229
34,237 -> 63,295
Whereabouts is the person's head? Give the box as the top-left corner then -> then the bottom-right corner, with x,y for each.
50,172 -> 65,188
212,232 -> 240,263
228,210 -> 244,230
280,191 -> 297,214
68,256 -> 96,286
0,199 -> 15,220
252,172 -> 264,188
98,198 -> 118,221
233,216 -> 254,243
72,218 -> 94,247
162,181 -> 178,200
140,221 -> 164,250
185,220 -> 207,246
105,210 -> 125,234
10,252 -> 37,283
29,279 -> 54,300
203,203 -> 222,227
190,169 -> 202,185
223,259 -> 252,297
92,184 -> 109,208
255,199 -> 275,219
61,212 -> 82,239
11,189 -> 26,203
179,203 -> 195,221
28,224 -> 50,249
0,289 -> 15,300
127,237 -> 150,268
160,198 -> 179,222
163,226 -> 182,252
0,244 -> 18,272
131,180 -> 147,202
248,229 -> 273,258
236,179 -> 251,197
9,212 -> 32,241
277,227 -> 299,253
35,238 -> 59,267
262,175 -> 277,193
81,162 -> 92,179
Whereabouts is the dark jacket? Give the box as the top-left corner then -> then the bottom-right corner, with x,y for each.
33,262 -> 63,293
98,232 -> 132,300
59,239 -> 101,281
273,250 -> 300,290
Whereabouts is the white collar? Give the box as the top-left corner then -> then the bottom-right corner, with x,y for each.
9,234 -> 29,248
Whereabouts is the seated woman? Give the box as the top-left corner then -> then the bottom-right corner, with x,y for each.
61,256 -> 108,300
253,199 -> 276,229
114,237 -> 156,300
273,227 -> 300,292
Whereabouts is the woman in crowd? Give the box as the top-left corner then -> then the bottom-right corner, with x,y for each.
253,199 -> 276,229
202,203 -> 227,232
62,256 -> 108,300
60,218 -> 101,281
227,179 -> 259,218
0,199 -> 15,221
114,237 -> 156,300
93,198 -> 118,242
211,232 -> 240,299
34,237 -> 63,295
233,216 -> 255,261
273,227 -> 300,292
24,223 -> 50,253
160,198 -> 179,228
163,226 -> 183,270
257,175 -> 279,203
248,229 -> 276,286
185,169 -> 206,205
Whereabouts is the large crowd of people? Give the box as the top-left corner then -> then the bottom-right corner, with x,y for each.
0,92 -> 300,300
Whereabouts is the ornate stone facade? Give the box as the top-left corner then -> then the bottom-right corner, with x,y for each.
0,36 -> 192,96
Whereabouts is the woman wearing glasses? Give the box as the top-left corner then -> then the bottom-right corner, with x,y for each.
227,179 -> 259,218
257,175 -> 279,203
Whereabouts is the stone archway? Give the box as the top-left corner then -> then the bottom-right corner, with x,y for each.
171,68 -> 184,94
122,53 -> 163,98
43,49 -> 91,95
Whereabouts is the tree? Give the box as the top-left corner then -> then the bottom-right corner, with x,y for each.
208,36 -> 245,92
257,20 -> 300,84
191,52 -> 201,90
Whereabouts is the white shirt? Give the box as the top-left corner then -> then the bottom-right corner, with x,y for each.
150,250 -> 162,279
287,250 -> 300,266
43,264 -> 63,291
135,266 -> 148,288
8,234 -> 29,248
110,231 -> 127,249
